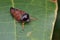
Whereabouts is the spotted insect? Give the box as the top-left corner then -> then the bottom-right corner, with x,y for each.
10,7 -> 36,30
10,7 -> 31,30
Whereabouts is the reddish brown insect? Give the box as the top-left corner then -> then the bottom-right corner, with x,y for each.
10,7 -> 36,31
10,7 -> 30,30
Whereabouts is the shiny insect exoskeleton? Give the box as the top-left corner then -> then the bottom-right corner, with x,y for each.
10,7 -> 30,30
10,7 -> 30,22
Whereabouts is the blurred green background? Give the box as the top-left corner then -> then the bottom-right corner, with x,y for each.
0,0 -> 56,40
52,0 -> 60,40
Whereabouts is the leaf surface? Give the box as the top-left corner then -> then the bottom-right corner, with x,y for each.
0,0 -> 57,40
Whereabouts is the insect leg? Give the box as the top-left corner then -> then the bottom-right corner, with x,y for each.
22,21 -> 25,31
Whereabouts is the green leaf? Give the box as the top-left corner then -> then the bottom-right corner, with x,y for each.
0,0 -> 57,40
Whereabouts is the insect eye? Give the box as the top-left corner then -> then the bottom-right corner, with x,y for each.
21,13 -> 30,22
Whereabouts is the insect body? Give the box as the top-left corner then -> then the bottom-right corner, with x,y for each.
10,7 -> 30,30
10,7 -> 30,22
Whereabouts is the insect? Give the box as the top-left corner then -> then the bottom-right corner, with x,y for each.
10,7 -> 33,31
10,7 -> 36,31
10,7 -> 35,30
